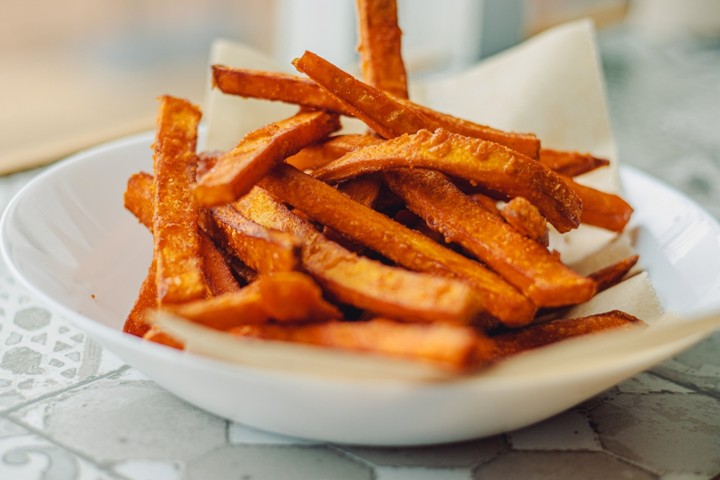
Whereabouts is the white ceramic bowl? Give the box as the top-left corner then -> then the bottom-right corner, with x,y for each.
2,131 -> 720,445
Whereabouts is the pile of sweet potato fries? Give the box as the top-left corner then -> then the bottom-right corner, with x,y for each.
123,0 -> 641,373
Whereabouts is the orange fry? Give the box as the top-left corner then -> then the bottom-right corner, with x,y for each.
500,196 -> 550,246
123,260 -> 157,337
234,187 -> 489,326
563,176 -> 634,232
124,171 -> 240,296
292,51 -> 540,157
213,63 -> 539,157
384,169 -> 595,307
286,134 -> 382,171
195,110 -> 340,206
314,128 -> 582,233
152,96 -> 208,304
259,165 -> 537,326
588,255 -> 639,292
356,0 -> 408,98
212,66 -> 350,115
200,205 -> 301,273
143,325 -> 184,350
539,148 -> 610,177
169,272 -> 341,330
230,318 -> 482,372
198,235 -> 242,295
486,310 -> 642,361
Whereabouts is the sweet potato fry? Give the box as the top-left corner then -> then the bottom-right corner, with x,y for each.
292,51 -> 426,139
213,62 -> 539,157
212,66 -> 350,114
234,187 -> 490,326
125,171 -> 240,296
563,176 -> 633,232
123,260 -> 157,337
199,235 -> 242,295
152,96 -> 208,304
286,134 -> 382,171
314,128 -> 582,233
259,165 -> 537,326
199,205 -> 301,273
229,318 -> 482,372
403,101 -> 541,158
143,325 -> 184,350
500,196 -> 550,246
484,310 -> 642,361
356,0 -> 408,98
384,169 -> 595,307
169,271 -> 341,330
588,255 -> 639,292
291,51 -> 540,157
539,148 -> 610,177
195,110 -> 340,206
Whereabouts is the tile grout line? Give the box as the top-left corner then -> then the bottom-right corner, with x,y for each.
0,364 -> 132,417
645,370 -> 720,402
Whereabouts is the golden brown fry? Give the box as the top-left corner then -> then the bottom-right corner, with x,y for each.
403,101 -> 540,158
199,206 -> 301,273
125,171 -> 240,296
123,260 -> 157,337
563,176 -> 634,232
212,66 -> 350,114
286,134 -> 382,171
143,325 -> 184,350
259,165 -> 537,326
199,235 -> 242,295
356,0 -> 408,98
484,310 -> 642,361
588,255 -> 639,292
152,96 -> 208,304
169,272 -> 341,330
315,128 -> 582,233
230,318 -> 482,372
500,196 -> 550,246
234,187 -> 490,326
292,51 -> 540,157
195,110 -> 340,206
213,63 -> 539,157
124,172 -> 155,230
539,148 -> 610,177
293,51 -> 425,139
385,169 -> 595,308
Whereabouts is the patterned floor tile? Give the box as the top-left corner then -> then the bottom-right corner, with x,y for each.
508,409 -> 601,451
0,416 -> 121,480
8,368 -> 227,468
375,466 -> 471,480
591,392 -> 720,475
616,372 -> 694,395
0,269 -> 126,411
184,444 -> 373,480
337,435 -> 506,468
471,450 -> 656,479
228,421 -> 318,446
650,332 -> 720,396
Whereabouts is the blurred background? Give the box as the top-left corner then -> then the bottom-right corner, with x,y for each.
1,0 -> 719,194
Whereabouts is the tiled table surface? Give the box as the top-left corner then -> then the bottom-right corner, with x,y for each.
1,26 -> 719,480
